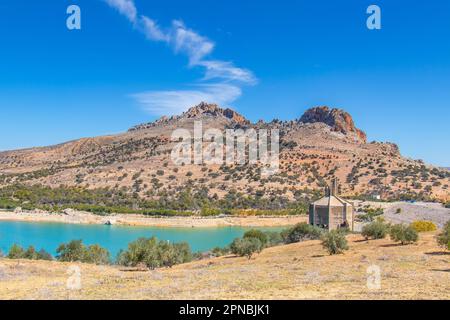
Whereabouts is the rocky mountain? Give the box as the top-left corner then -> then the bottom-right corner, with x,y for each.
0,103 -> 449,204
129,102 -> 250,131
299,106 -> 367,143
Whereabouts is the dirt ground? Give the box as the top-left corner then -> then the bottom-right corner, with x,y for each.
0,232 -> 448,300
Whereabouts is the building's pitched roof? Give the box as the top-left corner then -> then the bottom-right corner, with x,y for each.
312,195 -> 353,207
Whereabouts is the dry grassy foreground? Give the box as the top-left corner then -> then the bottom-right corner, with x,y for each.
0,232 -> 448,300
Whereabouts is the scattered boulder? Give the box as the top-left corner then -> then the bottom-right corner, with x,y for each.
62,208 -> 76,216
103,219 -> 116,226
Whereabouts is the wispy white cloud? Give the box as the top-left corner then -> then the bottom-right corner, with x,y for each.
137,16 -> 169,42
105,0 -> 137,23
131,84 -> 242,116
199,60 -> 257,84
103,0 -> 257,115
170,20 -> 215,65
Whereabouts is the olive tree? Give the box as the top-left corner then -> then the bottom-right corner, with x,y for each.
230,237 -> 263,259
321,230 -> 349,255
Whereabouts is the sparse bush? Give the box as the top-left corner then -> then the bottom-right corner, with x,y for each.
410,221 -> 437,233
243,230 -> 268,247
280,228 -> 291,243
284,223 -> 323,244
83,244 -> 111,265
230,237 -> 263,259
7,244 -> 53,261
117,237 -> 159,269
211,246 -> 230,257
7,244 -> 25,259
160,242 -> 192,268
321,230 -> 349,255
264,231 -> 284,247
117,237 -> 192,269
437,221 -> 450,250
395,208 -> 402,214
389,224 -> 419,245
361,221 -> 389,240
36,249 -> 53,261
23,246 -> 40,260
56,240 -> 86,262
200,206 -> 221,216
156,170 -> 165,176
56,240 -> 110,264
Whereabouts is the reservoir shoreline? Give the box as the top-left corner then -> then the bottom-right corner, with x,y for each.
0,209 -> 307,228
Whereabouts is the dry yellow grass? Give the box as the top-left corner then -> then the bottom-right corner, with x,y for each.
0,232 -> 448,300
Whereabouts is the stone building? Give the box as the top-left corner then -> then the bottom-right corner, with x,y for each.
309,179 -> 354,231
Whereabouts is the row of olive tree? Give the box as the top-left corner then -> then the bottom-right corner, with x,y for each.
226,223 -> 350,258
3,221 -> 448,267
2,237 -> 192,269
6,244 -> 53,261
361,220 -> 419,245
117,237 -> 192,269
227,218 -> 450,259
56,240 -> 110,265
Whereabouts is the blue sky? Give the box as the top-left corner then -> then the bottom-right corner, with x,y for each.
0,0 -> 449,166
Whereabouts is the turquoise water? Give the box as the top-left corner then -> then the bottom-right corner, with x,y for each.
0,221 -> 282,258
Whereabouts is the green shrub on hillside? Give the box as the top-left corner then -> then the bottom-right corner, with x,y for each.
7,244 -> 25,259
437,221 -> 450,250
284,223 -> 323,244
243,230 -> 268,247
56,240 -> 110,265
211,229 -> 285,259
362,221 -> 389,240
211,246 -> 231,257
7,244 -> 52,261
117,237 -> 192,269
159,242 -> 192,268
56,240 -> 86,262
117,237 -> 159,269
36,249 -> 53,261
23,246 -> 40,260
321,230 -> 349,255
389,225 -> 419,245
230,237 -> 263,260
83,244 -> 111,265
264,231 -> 284,247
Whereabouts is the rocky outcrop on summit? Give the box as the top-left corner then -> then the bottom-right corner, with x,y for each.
181,102 -> 249,124
129,102 -> 249,131
299,106 -> 367,143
